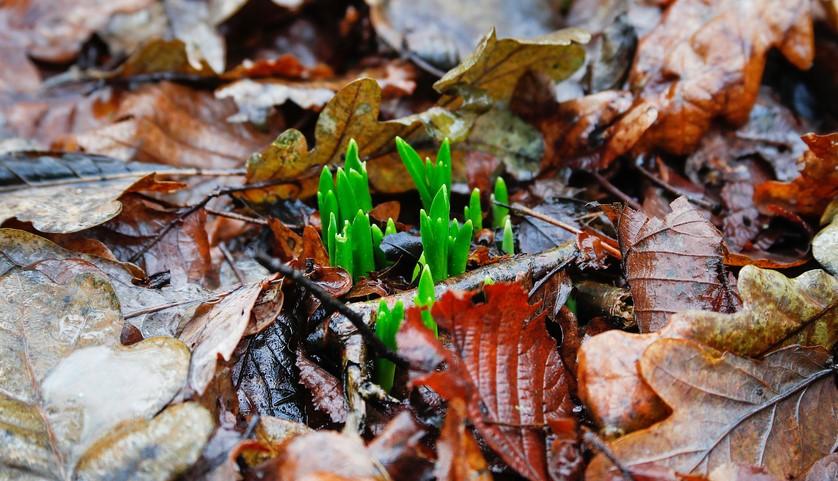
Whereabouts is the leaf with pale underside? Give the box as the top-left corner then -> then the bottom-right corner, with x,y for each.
179,278 -> 272,394
585,340 -> 838,481
0,151 -> 183,233
0,258 -> 192,480
578,265 -> 837,436
813,199 -> 838,276
433,28 -> 589,102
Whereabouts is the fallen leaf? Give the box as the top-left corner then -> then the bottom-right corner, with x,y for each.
585,340 -> 837,480
754,132 -> 838,217
0,228 -> 206,338
399,283 -> 577,481
239,129 -> 317,205
578,265 -> 837,436
0,258 -> 192,478
804,454 -> 838,481
435,398 -> 492,481
295,348 -> 348,424
615,0 -> 814,155
74,402 -> 214,481
180,279 -> 270,394
164,0 -> 248,74
0,151 -> 182,233
813,199 -> 838,276
434,28 -> 589,102
708,465 -> 783,481
55,82 -> 275,170
619,196 -> 737,332
367,412 -> 433,481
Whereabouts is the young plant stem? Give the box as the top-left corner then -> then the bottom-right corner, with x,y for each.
492,176 -> 509,228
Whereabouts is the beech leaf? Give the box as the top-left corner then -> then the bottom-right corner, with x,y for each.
578,265 -> 837,435
585,340 -> 837,481
619,196 -> 737,332
399,283 -> 576,481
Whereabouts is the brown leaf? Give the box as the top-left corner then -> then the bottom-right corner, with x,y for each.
579,265 -> 837,436
55,82 -> 275,170
180,279 -> 270,394
615,0 -> 814,155
367,412 -> 433,481
433,28 -> 589,102
754,132 -> 838,217
804,454 -> 838,481
619,196 -> 737,332
585,339 -> 838,480
813,199 -> 838,276
295,348 -> 348,424
435,398 -> 492,481
399,283 -> 577,481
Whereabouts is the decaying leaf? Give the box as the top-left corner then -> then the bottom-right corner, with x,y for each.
619,196 -> 737,332
434,28 -> 589,101
295,349 -> 348,424
0,258 -> 193,479
180,279 -> 271,395
0,151 -> 183,233
754,132 -> 838,217
585,340 -> 837,480
578,265 -> 838,436
614,0 -> 814,155
399,283 -> 577,481
238,129 -> 316,204
804,454 -> 838,481
434,398 -> 492,481
74,402 -> 214,481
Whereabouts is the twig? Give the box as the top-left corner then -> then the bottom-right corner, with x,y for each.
498,201 -> 623,260
591,171 -> 643,211
633,164 -> 718,210
255,253 -> 408,369
205,207 -> 268,225
129,178 -> 290,263
574,280 -> 634,327
582,429 -> 636,481
219,243 -> 246,285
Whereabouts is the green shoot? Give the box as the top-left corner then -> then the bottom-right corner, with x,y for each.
396,137 -> 452,211
414,264 -> 437,336
464,188 -> 482,231
318,139 -> 373,233
351,210 -> 375,278
374,300 -> 405,392
419,186 -> 473,282
501,216 -> 515,255
492,176 -> 509,229
565,295 -> 577,315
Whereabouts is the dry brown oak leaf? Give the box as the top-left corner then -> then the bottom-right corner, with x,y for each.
617,0 -> 814,156
585,339 -> 837,481
398,282 -> 578,481
619,196 -> 738,332
578,264 -> 838,436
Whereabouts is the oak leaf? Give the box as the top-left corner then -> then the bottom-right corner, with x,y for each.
585,339 -> 837,480
578,265 -> 837,435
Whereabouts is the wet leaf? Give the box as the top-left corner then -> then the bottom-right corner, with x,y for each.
0,151 -> 183,233
0,258 -> 192,479
399,283 -> 577,481
434,28 -> 589,102
754,132 -> 838,217
614,0 -> 814,155
239,129 -> 316,204
579,265 -> 838,436
367,412 -> 433,481
435,398 -> 492,481
0,228 -> 206,338
295,348 -> 347,424
75,402 -> 214,481
619,196 -> 737,332
180,279 -> 271,395
585,340 -> 837,480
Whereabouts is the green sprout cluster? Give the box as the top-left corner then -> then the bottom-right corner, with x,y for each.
318,139 -> 394,281
419,186 -> 473,283
374,299 -> 405,392
396,137 -> 452,211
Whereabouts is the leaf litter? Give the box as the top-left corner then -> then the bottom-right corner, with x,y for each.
0,1 -> 836,480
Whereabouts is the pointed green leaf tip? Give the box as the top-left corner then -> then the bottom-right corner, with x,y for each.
396,137 -> 453,211
464,188 -> 482,231
492,176 -> 509,229
501,216 -> 514,255
415,264 -> 437,336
